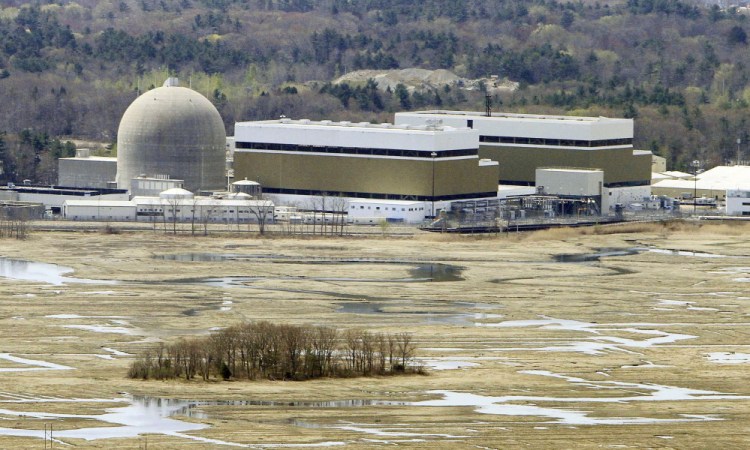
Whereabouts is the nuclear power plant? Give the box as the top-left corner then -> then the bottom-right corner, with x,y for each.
5,77 -> 729,224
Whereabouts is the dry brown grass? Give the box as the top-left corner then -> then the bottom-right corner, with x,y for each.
0,228 -> 748,448
512,219 -> 750,242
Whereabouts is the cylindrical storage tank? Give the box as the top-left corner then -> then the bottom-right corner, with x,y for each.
159,188 -> 194,200
116,80 -> 226,193
232,179 -> 262,197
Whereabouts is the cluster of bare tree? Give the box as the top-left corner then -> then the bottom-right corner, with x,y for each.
303,195 -> 349,236
146,197 -> 274,236
128,321 -> 420,381
0,208 -> 30,239
277,194 -> 349,236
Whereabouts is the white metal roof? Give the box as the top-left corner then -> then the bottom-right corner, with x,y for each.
652,165 -> 750,191
134,197 -> 273,207
59,156 -> 117,162
697,165 -> 750,183
537,168 -> 603,174
395,111 -> 633,142
660,170 -> 693,179
234,119 -> 479,152
232,179 -> 260,185
159,188 -> 194,199
63,200 -> 135,207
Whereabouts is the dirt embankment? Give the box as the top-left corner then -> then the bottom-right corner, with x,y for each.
334,67 -> 519,94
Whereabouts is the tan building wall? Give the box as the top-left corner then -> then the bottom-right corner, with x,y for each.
234,152 -> 498,199
651,185 -> 727,201
479,145 -> 651,186
652,155 -> 667,173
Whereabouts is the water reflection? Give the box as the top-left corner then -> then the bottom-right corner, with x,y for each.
155,253 -> 464,283
0,255 -> 461,287
553,247 -> 733,263
0,394 -> 404,444
553,248 -> 641,263
409,264 -> 464,282
169,263 -> 463,287
336,301 -> 501,325
0,258 -> 116,285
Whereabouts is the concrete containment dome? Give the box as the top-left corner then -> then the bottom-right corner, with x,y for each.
116,80 -> 226,193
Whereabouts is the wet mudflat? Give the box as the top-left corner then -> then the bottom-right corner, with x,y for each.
0,222 -> 749,448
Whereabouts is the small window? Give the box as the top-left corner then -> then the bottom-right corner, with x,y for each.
467,119 -> 474,129
376,207 -> 380,210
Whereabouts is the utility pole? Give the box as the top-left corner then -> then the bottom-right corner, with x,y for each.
430,152 -> 437,218
737,138 -> 742,166
692,159 -> 701,215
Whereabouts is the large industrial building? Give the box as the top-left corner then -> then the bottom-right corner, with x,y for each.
58,149 -> 117,189
395,110 -> 650,186
233,119 -> 499,219
395,110 -> 653,211
116,78 -> 226,193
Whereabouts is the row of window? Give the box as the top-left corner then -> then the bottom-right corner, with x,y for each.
262,187 -> 497,202
71,215 -> 262,222
350,205 -> 425,212
136,208 -> 265,214
479,136 -> 633,147
498,179 -> 651,188
235,142 -> 476,158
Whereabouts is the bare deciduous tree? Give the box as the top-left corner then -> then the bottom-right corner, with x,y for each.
128,322 -> 420,381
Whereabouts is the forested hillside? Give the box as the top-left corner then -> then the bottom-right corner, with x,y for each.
0,0 -> 748,183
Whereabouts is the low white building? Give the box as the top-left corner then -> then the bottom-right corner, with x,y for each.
726,190 -> 750,216
652,165 -> 750,202
347,199 -> 428,224
134,195 -> 273,224
63,189 -> 274,224
0,185 -> 129,214
602,185 -> 653,212
63,199 -> 137,221
536,168 -> 603,197
533,167 -> 651,212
